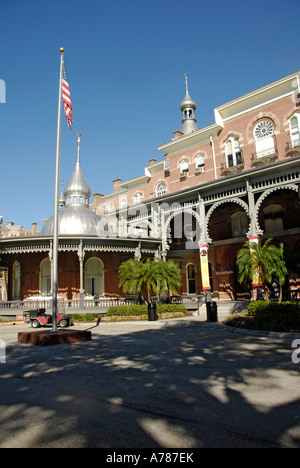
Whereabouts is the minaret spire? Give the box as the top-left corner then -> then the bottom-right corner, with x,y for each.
77,131 -> 82,162
184,73 -> 189,94
63,132 -> 92,206
59,180 -> 65,209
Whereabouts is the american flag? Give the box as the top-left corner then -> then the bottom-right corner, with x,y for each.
62,60 -> 72,130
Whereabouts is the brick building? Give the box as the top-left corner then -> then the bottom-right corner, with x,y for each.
1,71 -> 300,302
0,220 -> 39,301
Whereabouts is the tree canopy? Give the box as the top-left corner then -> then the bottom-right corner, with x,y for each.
236,238 -> 287,301
118,258 -> 182,304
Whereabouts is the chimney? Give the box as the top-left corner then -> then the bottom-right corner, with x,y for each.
31,222 -> 37,235
113,178 -> 122,193
93,193 -> 104,207
149,159 -> 157,166
173,130 -> 184,140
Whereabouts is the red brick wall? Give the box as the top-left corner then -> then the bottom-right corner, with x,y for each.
101,93 -> 297,209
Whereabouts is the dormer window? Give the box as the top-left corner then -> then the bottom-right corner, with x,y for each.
225,136 -> 242,167
289,114 -> 300,148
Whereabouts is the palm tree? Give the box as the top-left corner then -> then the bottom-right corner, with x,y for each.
269,242 -> 287,302
118,259 -> 145,301
236,238 -> 287,301
152,259 -> 182,300
118,258 -> 182,304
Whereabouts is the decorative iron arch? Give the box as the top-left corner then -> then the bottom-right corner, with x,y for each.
162,207 -> 203,242
128,218 -> 154,237
255,184 -> 299,233
205,198 -> 249,242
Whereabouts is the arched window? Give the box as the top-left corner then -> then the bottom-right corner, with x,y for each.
12,261 -> 20,299
186,263 -> 196,294
85,257 -> 104,298
289,113 -> 300,148
195,154 -> 205,172
156,181 -> 166,197
120,197 -> 127,209
254,120 -> 275,158
225,136 -> 242,167
180,159 -> 189,174
231,211 -> 248,237
40,258 -> 51,296
133,192 -> 143,204
262,204 -> 283,233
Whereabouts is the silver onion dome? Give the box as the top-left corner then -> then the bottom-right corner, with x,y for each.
41,206 -> 101,236
41,133 -> 101,236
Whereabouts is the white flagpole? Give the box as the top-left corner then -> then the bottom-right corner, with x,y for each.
52,47 -> 64,332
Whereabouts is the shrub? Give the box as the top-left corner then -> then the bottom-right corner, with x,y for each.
222,314 -> 257,330
70,304 -> 188,322
224,301 -> 300,332
252,301 -> 300,332
69,313 -> 103,322
106,305 -> 147,317
247,300 -> 268,316
157,304 -> 187,314
106,303 -> 188,317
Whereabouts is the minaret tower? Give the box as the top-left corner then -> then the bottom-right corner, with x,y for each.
180,73 -> 198,135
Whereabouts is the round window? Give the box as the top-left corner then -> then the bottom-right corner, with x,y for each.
254,120 -> 274,140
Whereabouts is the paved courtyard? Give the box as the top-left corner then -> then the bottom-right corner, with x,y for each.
0,316 -> 300,448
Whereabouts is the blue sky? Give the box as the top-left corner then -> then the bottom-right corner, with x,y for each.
0,0 -> 299,230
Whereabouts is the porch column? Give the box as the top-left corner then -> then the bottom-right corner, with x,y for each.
78,240 -> 85,308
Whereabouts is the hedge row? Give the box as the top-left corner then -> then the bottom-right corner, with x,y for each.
223,301 -> 300,332
69,313 -> 103,323
69,304 -> 188,322
106,303 -> 188,317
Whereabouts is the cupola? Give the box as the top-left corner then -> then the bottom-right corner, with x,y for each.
180,74 -> 198,135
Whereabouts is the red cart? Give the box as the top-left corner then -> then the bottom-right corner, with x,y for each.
23,309 -> 73,329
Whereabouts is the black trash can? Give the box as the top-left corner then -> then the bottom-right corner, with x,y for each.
206,301 -> 218,322
148,304 -> 158,321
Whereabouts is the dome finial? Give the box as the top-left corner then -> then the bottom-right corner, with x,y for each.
59,180 -> 65,209
77,131 -> 82,161
184,73 -> 189,94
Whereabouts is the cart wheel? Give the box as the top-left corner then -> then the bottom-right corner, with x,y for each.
59,319 -> 68,328
31,320 -> 40,329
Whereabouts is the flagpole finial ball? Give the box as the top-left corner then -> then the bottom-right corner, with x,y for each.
60,47 -> 64,53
